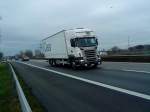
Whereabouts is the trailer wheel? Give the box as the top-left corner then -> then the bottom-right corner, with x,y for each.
52,59 -> 56,67
49,59 -> 53,66
55,60 -> 60,67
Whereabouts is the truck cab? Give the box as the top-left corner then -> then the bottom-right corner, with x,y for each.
66,28 -> 102,68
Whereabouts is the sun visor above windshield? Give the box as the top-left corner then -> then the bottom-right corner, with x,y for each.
75,31 -> 95,37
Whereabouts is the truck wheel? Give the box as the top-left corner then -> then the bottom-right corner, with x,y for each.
93,64 -> 98,68
71,62 -> 77,69
52,60 -> 56,67
55,60 -> 60,67
49,59 -> 53,66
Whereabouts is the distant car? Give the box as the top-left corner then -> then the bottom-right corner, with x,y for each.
15,57 -> 19,60
22,56 -> 30,61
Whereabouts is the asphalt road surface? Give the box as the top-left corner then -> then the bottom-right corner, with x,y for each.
11,60 -> 150,112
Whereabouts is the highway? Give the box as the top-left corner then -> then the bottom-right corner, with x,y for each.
11,60 -> 150,112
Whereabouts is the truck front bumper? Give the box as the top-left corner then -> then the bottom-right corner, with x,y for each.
76,58 -> 102,67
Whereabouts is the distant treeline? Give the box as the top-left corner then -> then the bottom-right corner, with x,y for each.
102,55 -> 150,63
100,44 -> 150,56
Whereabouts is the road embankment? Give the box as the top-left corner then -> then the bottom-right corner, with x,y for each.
0,63 -> 20,112
0,62 -> 45,112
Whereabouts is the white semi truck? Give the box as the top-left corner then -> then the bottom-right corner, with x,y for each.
41,28 -> 102,68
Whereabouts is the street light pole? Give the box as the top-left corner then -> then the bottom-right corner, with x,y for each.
0,16 -> 2,52
128,36 -> 130,50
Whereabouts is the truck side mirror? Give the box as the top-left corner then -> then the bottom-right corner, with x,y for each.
96,39 -> 98,45
70,39 -> 75,47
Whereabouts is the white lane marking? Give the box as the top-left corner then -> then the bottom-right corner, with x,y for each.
17,61 -> 150,100
103,67 -> 150,74
122,69 -> 150,74
31,59 -> 47,62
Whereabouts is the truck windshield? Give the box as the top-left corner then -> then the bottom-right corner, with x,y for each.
77,37 -> 97,47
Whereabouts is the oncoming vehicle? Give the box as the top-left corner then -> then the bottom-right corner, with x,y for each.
21,55 -> 30,61
41,28 -> 102,68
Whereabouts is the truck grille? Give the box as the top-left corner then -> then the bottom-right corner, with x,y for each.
84,50 -> 96,63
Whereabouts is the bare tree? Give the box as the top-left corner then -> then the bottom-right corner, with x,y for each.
111,46 -> 120,51
0,52 -> 3,60
18,51 -> 24,58
34,49 -> 44,58
25,50 -> 33,58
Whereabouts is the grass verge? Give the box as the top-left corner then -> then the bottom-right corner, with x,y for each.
12,65 -> 45,112
0,63 -> 20,112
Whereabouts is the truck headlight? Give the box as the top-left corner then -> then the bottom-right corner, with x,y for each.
98,57 -> 101,60
98,57 -> 101,61
80,60 -> 84,62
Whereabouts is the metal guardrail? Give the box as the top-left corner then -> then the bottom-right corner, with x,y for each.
9,63 -> 32,112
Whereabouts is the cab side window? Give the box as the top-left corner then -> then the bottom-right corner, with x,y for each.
70,39 -> 75,47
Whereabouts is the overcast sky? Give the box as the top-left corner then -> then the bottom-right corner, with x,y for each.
0,0 -> 150,55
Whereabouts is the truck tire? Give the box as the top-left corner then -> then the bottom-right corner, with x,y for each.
49,59 -> 52,66
55,60 -> 60,67
92,63 -> 98,68
71,62 -> 77,69
52,59 -> 56,67
49,59 -> 56,67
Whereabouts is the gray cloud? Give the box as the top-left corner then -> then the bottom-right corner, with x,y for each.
0,0 -> 150,55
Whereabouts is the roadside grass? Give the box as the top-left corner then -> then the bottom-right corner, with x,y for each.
0,63 -> 20,112
12,66 -> 45,112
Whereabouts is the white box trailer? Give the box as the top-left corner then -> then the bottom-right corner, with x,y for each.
42,31 -> 68,59
41,28 -> 102,68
